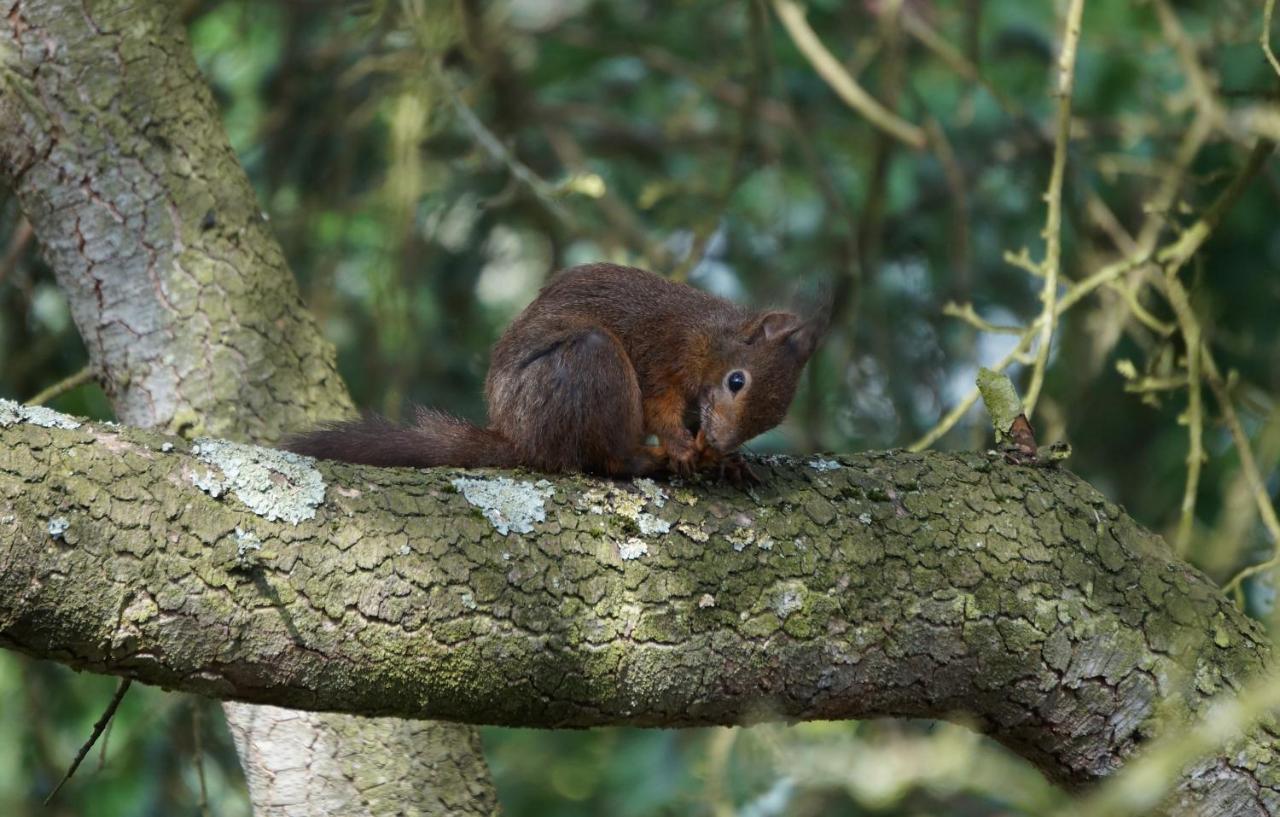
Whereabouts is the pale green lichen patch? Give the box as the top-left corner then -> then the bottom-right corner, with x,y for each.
189,467 -> 227,498
676,521 -> 710,543
618,538 -> 649,560
633,478 -> 667,508
122,593 -> 160,625
671,487 -> 699,506
774,583 -> 805,618
727,526 -> 755,552
451,476 -> 554,536
807,457 -> 842,472
0,399 -> 83,430
575,480 -> 671,538
637,513 -> 670,536
190,437 -> 325,524
234,527 -> 263,567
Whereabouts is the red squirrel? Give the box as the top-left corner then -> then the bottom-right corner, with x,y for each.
285,263 -> 829,483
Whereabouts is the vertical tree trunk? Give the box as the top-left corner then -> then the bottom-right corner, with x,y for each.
0,1 -> 497,813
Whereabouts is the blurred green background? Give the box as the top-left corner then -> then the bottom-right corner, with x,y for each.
1,0 -> 1278,814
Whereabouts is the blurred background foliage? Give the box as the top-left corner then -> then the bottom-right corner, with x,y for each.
1,0 -> 1279,814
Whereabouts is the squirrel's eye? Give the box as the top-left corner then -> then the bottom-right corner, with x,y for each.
727,371 -> 747,394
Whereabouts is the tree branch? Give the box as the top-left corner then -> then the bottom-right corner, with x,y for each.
1,405 -> 1275,814
1,2 -> 496,813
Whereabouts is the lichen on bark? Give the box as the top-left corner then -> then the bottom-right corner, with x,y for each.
0,413 -> 1276,815
1,3 -> 497,813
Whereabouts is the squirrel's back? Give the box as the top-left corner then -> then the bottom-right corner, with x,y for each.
489,264 -> 745,400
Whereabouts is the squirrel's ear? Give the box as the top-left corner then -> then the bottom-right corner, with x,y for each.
745,311 -> 804,345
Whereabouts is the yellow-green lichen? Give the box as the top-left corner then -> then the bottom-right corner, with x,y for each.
976,367 -> 1023,442
677,521 -> 710,543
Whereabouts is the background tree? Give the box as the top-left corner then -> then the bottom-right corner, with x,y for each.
2,0 -> 1279,815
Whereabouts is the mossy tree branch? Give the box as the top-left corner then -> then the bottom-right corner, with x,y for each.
1,2 -> 495,814
0,407 -> 1276,815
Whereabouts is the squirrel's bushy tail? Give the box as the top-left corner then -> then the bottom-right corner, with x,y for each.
283,407 -> 519,468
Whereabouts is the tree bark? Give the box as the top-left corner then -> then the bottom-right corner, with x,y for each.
0,2 -> 496,814
1,409 -> 1276,815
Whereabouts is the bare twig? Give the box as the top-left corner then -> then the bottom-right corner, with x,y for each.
44,679 -> 132,804
901,9 -> 1020,118
0,217 -> 34,285
1265,0 -> 1280,80
770,0 -> 927,150
438,68 -> 577,230
1153,0 -> 1220,123
542,124 -> 675,268
1213,351 -> 1280,597
705,727 -> 740,817
194,703 -> 211,817
942,302 -> 1022,335
25,366 -> 94,407
1158,140 -> 1277,272
1024,0 -> 1086,417
1173,315 -> 1203,554
1143,139 -> 1278,581
910,254 -> 1150,451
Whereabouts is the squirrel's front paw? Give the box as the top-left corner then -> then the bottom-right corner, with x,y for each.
661,439 -> 700,478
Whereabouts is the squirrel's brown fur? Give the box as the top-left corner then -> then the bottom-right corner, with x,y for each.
285,263 -> 828,481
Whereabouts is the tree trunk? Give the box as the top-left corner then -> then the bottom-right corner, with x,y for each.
0,410 -> 1276,815
0,2 -> 497,814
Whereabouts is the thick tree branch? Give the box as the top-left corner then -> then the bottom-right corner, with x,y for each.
0,0 -> 349,439
1,2 -> 495,813
1,406 -> 1276,814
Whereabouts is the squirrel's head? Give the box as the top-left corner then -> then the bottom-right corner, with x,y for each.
698,304 -> 829,454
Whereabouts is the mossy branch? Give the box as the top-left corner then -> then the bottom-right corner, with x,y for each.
0,404 -> 1276,815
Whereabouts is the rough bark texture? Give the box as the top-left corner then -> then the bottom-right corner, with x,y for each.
0,0 -> 347,439
0,2 -> 497,814
1,410 -> 1277,815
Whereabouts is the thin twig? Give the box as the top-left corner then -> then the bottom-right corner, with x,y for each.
1213,352 -> 1280,597
942,302 -> 1023,335
1024,0 -> 1086,417
670,0 -> 767,282
1265,0 -> 1280,79
96,716 -> 114,772
705,727 -> 739,817
1174,318 -> 1203,554
911,254 -> 1148,451
1153,0 -> 1221,123
542,124 -> 674,268
44,679 -> 133,805
1139,139 -> 1278,584
900,9 -> 1020,118
1158,140 -> 1277,271
438,68 -> 577,230
770,0 -> 926,149
26,366 -> 94,406
194,702 -> 211,817
0,217 -> 34,286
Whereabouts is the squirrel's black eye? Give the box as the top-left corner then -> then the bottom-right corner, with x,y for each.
727,371 -> 747,394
